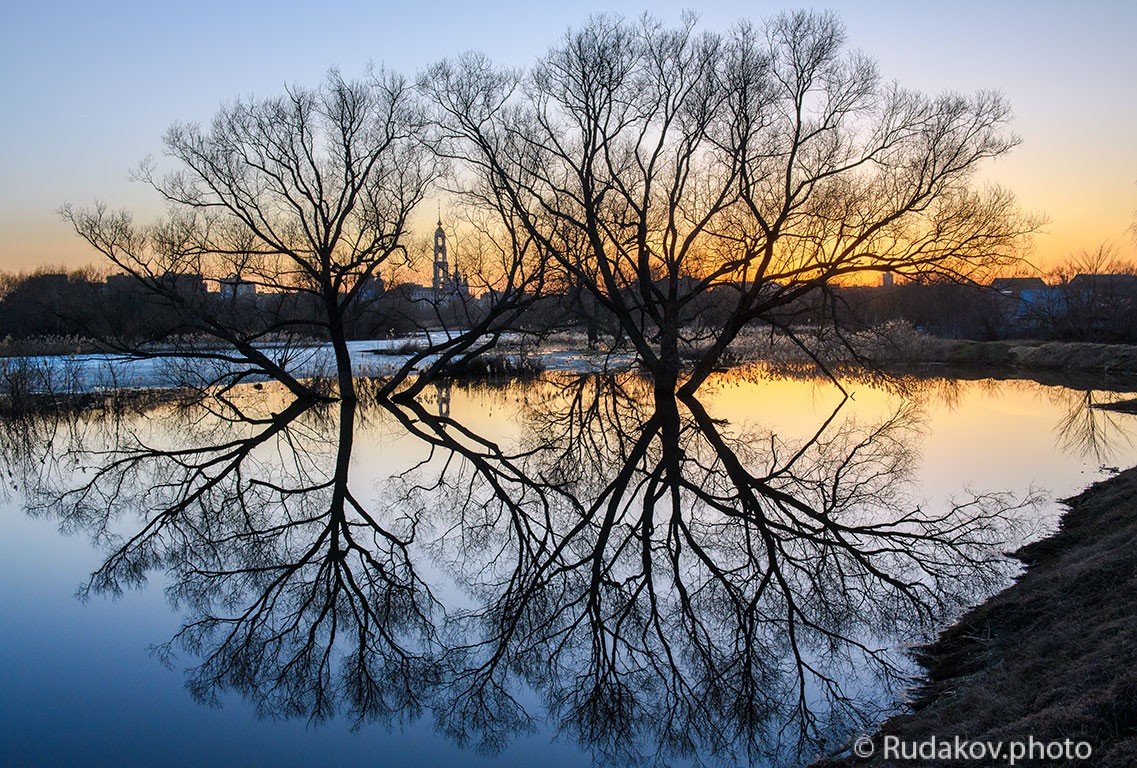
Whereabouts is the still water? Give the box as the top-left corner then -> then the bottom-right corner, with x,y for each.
2,367 -> 1134,767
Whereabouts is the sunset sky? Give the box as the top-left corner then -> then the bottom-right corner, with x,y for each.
2,0 -> 1134,274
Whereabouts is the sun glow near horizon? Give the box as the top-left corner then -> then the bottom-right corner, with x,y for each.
2,1 -> 1134,276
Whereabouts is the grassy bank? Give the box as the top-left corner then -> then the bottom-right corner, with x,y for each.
685,324 -> 1137,377
819,468 -> 1137,767
944,339 -> 1137,373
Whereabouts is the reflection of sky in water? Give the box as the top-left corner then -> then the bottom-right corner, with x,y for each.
3,370 -> 1136,768
0,511 -> 585,768
700,373 -> 1134,526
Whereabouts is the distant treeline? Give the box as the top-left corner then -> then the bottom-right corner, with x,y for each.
0,269 -> 453,348
3,264 -> 1137,351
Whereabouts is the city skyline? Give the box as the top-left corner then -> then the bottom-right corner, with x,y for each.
2,0 -> 1134,273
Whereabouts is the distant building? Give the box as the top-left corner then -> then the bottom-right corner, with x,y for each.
104,273 -> 139,292
218,275 -> 257,299
377,220 -> 473,306
648,275 -> 703,299
430,218 -> 471,302
990,277 -> 1047,295
158,272 -> 206,297
22,273 -> 70,295
881,272 -> 894,288
1064,273 -> 1137,339
402,283 -> 437,303
990,276 -> 1060,328
1068,273 -> 1137,294
356,273 -> 385,301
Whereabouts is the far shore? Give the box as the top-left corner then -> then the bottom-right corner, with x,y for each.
8,330 -> 1137,374
7,332 -> 1137,407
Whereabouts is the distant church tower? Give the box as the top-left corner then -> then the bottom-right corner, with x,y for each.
432,217 -> 449,297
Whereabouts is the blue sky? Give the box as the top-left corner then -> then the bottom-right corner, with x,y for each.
2,0 -> 1135,270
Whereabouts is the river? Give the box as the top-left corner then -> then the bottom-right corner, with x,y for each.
2,366 -> 1134,767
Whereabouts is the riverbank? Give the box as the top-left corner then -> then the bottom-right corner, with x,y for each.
942,339 -> 1137,374
9,327 -> 1137,380
819,467 -> 1137,767
766,328 -> 1137,376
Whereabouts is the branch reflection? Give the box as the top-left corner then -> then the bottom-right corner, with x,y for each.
23,374 -> 1036,765
31,393 -> 440,727
394,375 -> 1026,763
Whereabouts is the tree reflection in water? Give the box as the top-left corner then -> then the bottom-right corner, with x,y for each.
19,374 -> 1038,766
1051,387 -> 1137,466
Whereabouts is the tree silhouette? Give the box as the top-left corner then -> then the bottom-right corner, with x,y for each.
63,69 -> 435,401
420,11 -> 1036,393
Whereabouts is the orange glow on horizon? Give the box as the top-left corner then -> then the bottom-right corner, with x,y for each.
3,196 -> 1134,279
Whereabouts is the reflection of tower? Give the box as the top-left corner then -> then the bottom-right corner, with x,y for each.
435,380 -> 451,419
432,218 -> 449,298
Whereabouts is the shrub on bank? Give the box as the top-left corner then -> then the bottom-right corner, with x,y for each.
438,353 -> 546,379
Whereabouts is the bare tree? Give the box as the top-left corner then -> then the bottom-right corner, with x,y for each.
420,11 -> 1036,394
1046,244 -> 1137,341
63,68 -> 434,401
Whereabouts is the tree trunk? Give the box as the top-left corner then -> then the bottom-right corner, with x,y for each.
327,305 -> 356,402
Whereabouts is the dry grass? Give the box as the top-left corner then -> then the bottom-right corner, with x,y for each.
437,353 -> 546,380
680,322 -> 956,370
1011,342 -> 1137,372
695,325 -> 1137,377
0,334 -> 97,357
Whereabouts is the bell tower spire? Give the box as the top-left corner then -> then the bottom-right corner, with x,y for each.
432,212 -> 449,298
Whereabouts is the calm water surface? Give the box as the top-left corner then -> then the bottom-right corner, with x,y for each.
2,368 -> 1135,767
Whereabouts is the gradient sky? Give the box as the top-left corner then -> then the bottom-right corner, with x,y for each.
2,0 -> 1134,273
